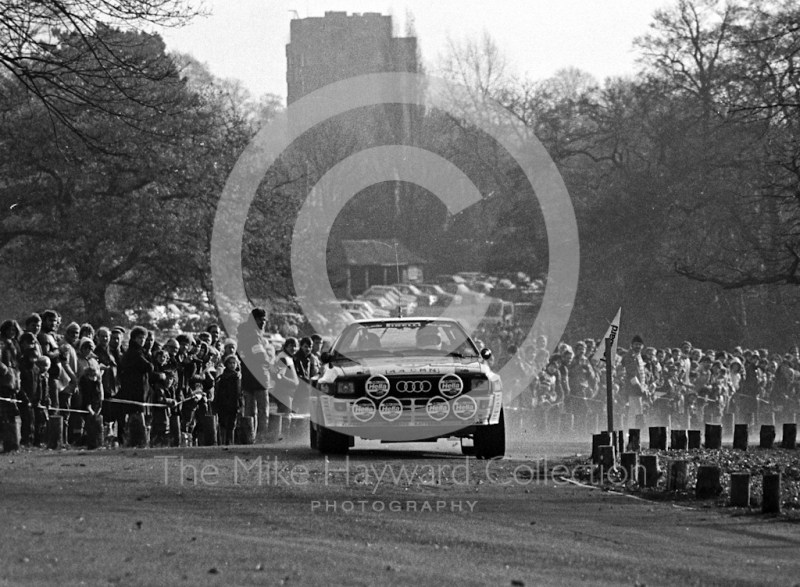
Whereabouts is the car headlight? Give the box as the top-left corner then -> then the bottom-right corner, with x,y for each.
470,377 -> 491,393
336,381 -> 356,396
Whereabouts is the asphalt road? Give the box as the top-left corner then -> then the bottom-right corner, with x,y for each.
1,437 -> 799,587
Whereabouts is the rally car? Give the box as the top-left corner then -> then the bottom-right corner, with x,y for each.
309,317 -> 505,458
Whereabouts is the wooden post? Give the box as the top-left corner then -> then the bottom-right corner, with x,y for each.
733,423 -> 749,451
687,430 -> 701,449
670,429 -> 687,450
730,473 -> 751,507
2,416 -> 21,452
781,423 -> 797,449
627,428 -> 641,451
759,425 -> 775,449
723,412 -> 735,439
666,460 -> 689,491
599,444 -> 615,480
695,465 -> 722,498
648,426 -> 666,450
638,454 -> 659,487
46,416 -> 64,450
170,414 -> 181,447
237,416 -> 255,445
620,452 -> 638,483
265,413 -> 283,443
592,431 -> 611,464
762,473 -> 781,514
127,413 -> 148,448
202,414 -> 218,446
86,415 -> 103,450
605,336 -> 614,436
617,430 -> 624,455
704,424 -> 722,449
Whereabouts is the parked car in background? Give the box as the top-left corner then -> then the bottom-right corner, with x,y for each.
359,294 -> 401,316
441,283 -> 484,304
436,274 -> 467,285
392,283 -> 437,306
362,286 -> 418,315
346,309 -> 370,321
341,299 -> 390,318
418,283 -> 462,306
481,299 -> 514,326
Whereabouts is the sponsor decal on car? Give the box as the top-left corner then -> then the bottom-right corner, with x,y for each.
352,398 -> 376,422
453,396 -> 478,420
438,374 -> 463,399
365,374 -> 390,400
426,396 -> 450,421
378,397 -> 403,422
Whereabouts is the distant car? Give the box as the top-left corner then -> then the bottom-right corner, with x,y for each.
441,283 -> 484,304
359,294 -> 399,315
456,272 -> 487,286
418,283 -> 462,306
436,274 -> 467,285
340,300 -> 390,318
362,286 -> 417,315
311,317 -> 505,458
346,310 -> 370,321
392,283 -> 437,306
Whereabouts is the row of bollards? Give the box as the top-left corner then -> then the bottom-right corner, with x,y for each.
591,423 -> 792,513
3,413 -> 261,452
595,447 -> 784,513
591,423 -> 797,453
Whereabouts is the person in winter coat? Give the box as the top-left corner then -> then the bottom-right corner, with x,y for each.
149,349 -> 177,446
112,326 -> 154,444
214,355 -> 242,445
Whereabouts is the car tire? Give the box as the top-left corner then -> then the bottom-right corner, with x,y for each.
473,408 -> 505,459
315,406 -> 350,454
309,420 -> 318,450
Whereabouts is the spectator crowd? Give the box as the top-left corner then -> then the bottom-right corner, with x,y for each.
0,308 -> 322,449
474,322 -> 800,433
1,308 -> 798,450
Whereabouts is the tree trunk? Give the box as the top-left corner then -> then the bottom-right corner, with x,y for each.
81,282 -> 111,325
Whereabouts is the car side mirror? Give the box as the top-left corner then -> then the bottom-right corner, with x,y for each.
480,348 -> 493,361
320,351 -> 330,364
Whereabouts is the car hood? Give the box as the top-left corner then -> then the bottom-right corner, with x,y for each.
325,356 -> 489,379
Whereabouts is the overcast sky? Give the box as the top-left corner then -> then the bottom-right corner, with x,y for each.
157,0 -> 670,102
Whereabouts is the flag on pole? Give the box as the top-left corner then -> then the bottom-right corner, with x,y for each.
592,307 -> 621,364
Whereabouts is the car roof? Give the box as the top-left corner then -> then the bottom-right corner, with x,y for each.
348,317 -> 462,326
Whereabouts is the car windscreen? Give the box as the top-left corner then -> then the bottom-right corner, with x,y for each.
333,321 -> 480,358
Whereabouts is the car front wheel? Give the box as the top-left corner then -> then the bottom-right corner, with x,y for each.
473,408 -> 505,459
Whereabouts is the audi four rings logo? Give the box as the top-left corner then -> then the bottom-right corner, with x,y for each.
395,380 -> 431,393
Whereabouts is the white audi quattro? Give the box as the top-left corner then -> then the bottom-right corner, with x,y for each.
310,317 -> 505,458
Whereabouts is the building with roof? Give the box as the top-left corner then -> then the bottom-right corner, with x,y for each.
332,239 -> 427,297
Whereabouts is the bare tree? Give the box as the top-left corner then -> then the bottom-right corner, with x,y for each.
0,0 -> 202,145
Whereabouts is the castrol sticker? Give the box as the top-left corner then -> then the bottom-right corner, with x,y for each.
352,398 -> 376,422
378,397 -> 403,422
426,396 -> 450,421
365,374 -> 390,400
453,396 -> 478,420
438,374 -> 463,399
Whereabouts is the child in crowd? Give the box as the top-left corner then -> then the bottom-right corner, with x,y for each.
214,354 -> 242,445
